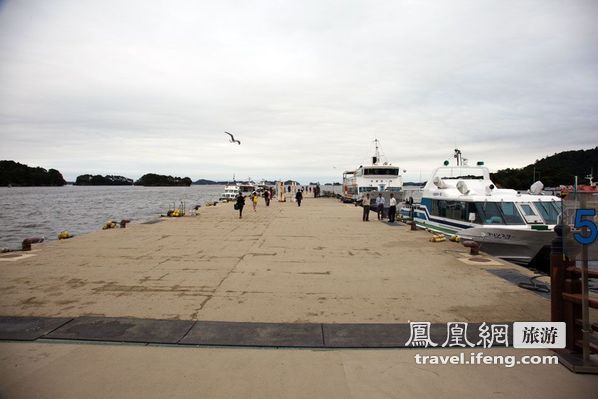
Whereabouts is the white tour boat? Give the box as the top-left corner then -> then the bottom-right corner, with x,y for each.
219,181 -> 256,201
400,150 -> 562,265
342,139 -> 404,203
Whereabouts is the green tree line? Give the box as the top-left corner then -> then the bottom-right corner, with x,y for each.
0,160 -> 66,186
134,173 -> 192,186
491,147 -> 598,189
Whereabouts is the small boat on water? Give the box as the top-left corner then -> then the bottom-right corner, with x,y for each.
400,149 -> 562,265
342,139 -> 404,203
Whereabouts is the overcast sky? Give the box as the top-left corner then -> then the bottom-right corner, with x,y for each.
0,0 -> 597,183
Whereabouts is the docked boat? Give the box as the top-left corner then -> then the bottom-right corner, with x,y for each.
560,170 -> 598,195
219,182 -> 256,201
342,139 -> 404,203
400,150 -> 562,265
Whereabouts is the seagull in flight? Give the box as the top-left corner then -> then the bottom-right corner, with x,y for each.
224,131 -> 241,145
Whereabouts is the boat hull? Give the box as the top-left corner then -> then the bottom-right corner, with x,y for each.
402,207 -> 556,265
458,226 -> 555,265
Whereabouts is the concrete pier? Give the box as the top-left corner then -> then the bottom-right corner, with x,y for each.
0,198 -> 550,322
0,197 -> 596,398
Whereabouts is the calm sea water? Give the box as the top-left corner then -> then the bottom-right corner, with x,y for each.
0,185 -> 223,250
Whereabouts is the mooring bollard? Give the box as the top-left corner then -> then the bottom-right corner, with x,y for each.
410,220 -> 417,231
462,240 -> 480,256
22,237 -> 44,251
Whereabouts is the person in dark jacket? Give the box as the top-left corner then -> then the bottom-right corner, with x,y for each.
235,193 -> 245,219
362,193 -> 371,221
295,190 -> 303,207
264,190 -> 271,206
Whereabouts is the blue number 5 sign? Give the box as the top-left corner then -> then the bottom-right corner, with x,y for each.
574,209 -> 598,245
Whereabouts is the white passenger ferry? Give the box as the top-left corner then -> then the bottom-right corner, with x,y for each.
342,139 -> 404,203
219,181 -> 256,201
400,150 -> 561,265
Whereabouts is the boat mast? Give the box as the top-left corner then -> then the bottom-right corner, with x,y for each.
454,149 -> 462,166
585,168 -> 594,186
373,139 -> 381,165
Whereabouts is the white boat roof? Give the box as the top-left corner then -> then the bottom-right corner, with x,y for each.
423,166 -> 560,202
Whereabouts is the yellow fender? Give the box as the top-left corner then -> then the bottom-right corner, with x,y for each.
102,221 -> 117,230
58,230 -> 73,240
429,234 -> 446,242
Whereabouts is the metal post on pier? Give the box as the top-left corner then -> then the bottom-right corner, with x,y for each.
550,224 -> 565,323
579,195 -> 591,364
551,192 -> 598,373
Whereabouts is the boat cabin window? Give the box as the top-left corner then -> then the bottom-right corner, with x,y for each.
475,202 -> 505,224
534,201 -> 561,225
363,168 -> 399,176
497,202 -> 525,224
430,200 -> 525,225
431,200 -> 468,221
519,204 -> 535,216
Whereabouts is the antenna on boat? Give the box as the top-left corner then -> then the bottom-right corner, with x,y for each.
586,168 -> 594,186
453,149 -> 462,166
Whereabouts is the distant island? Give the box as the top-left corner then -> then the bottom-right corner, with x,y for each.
135,173 -> 192,186
491,147 -> 598,189
0,160 -> 66,186
193,179 -> 228,185
75,174 -> 134,186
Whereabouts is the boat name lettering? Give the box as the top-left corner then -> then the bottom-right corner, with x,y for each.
487,232 -> 512,240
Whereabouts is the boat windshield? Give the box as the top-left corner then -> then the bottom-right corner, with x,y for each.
430,200 -> 524,225
497,202 -> 525,224
533,201 -> 561,225
384,187 -> 403,192
473,202 -> 525,225
363,168 -> 399,176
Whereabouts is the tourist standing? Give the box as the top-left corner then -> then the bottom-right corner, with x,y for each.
388,193 -> 397,222
295,190 -> 303,207
375,193 -> 385,220
362,194 -> 371,221
235,193 -> 245,219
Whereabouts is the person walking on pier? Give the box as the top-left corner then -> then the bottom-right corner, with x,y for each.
362,194 -> 371,221
295,190 -> 303,207
388,193 -> 397,223
375,193 -> 385,220
251,191 -> 258,212
264,189 -> 271,207
235,193 -> 245,219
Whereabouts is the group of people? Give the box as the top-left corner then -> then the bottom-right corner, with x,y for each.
234,188 -> 303,218
361,193 -> 397,223
286,185 -> 320,198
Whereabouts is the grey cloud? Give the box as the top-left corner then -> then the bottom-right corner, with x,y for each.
1,0 -> 597,183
